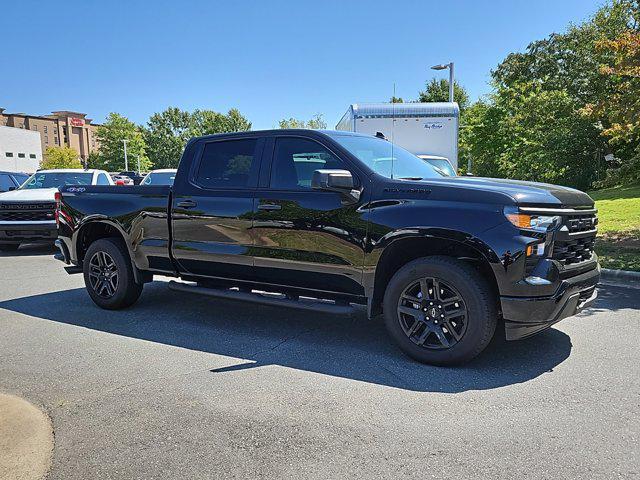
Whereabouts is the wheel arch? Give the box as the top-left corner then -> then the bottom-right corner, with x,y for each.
73,219 -> 147,284
368,233 -> 500,317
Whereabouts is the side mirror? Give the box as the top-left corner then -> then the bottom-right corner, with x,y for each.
311,169 -> 360,203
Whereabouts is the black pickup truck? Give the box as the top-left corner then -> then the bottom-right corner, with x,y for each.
54,129 -> 600,365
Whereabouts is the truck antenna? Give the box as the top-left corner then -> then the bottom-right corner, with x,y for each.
390,83 -> 396,179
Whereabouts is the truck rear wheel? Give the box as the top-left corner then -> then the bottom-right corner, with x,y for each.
83,238 -> 143,310
383,256 -> 497,366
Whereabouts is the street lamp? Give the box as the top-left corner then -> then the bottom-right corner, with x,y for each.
431,62 -> 454,103
122,139 -> 129,171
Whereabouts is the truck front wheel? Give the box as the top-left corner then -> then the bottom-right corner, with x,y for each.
383,256 -> 497,366
83,238 -> 143,310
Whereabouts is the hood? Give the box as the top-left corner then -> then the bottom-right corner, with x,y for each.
0,188 -> 58,203
426,176 -> 594,208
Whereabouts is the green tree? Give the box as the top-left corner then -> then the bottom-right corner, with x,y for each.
390,96 -> 404,103
40,146 -> 82,170
278,113 -> 327,129
418,78 -> 470,112
145,107 -> 196,169
461,0 -> 638,189
145,107 -> 252,168
90,113 -> 150,172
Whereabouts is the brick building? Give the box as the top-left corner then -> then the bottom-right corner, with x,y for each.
0,108 -> 101,163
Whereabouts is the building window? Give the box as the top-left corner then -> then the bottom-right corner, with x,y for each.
33,125 -> 38,131
45,135 -> 49,143
29,154 -> 36,159
18,153 -> 25,158
44,126 -> 48,133
5,152 -> 13,157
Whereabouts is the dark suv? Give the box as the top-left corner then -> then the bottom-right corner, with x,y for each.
55,130 -> 600,365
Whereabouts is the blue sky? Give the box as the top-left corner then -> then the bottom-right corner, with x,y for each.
2,0 -> 601,130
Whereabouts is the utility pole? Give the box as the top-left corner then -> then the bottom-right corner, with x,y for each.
135,154 -> 141,174
122,139 -> 129,171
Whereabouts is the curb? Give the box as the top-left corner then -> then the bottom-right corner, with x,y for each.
600,268 -> 640,288
0,394 -> 54,480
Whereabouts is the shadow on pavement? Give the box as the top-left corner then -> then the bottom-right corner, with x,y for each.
0,282 -> 578,393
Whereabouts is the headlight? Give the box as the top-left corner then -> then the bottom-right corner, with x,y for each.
504,206 -> 560,233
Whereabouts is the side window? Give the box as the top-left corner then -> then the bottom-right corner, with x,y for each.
196,139 -> 258,189
271,137 -> 347,190
0,174 -> 13,191
97,173 -> 110,185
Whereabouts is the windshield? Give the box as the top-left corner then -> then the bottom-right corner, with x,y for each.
142,172 -> 176,185
423,158 -> 456,177
331,135 -> 444,180
13,174 -> 29,185
21,172 -> 94,189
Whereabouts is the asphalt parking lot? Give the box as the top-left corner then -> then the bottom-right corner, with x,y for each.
1,245 -> 639,479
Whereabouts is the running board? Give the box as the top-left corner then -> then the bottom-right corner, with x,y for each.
168,281 -> 356,315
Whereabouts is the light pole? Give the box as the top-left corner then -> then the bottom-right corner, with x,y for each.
431,62 -> 454,103
122,139 -> 129,171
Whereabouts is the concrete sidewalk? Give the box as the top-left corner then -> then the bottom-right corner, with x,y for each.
0,394 -> 53,480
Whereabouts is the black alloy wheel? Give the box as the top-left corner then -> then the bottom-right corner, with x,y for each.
397,277 -> 468,350
83,238 -> 143,309
383,256 -> 497,365
88,251 -> 119,298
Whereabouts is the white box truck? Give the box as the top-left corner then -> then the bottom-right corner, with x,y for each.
335,102 -> 460,171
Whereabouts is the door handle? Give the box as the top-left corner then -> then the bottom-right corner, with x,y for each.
177,199 -> 197,209
257,203 -> 282,211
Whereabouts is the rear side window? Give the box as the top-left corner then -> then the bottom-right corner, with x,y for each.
270,137 -> 347,190
196,139 -> 258,189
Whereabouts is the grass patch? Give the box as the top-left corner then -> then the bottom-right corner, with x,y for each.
588,184 -> 640,271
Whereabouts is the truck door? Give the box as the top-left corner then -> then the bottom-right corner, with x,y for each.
170,136 -> 263,280
252,135 -> 369,296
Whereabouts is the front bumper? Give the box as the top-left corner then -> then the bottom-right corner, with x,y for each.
0,221 -> 57,244
501,265 -> 600,340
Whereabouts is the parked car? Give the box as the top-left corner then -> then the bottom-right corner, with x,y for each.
417,155 -> 456,177
141,169 -> 177,186
0,169 -> 113,251
0,171 -> 30,192
54,130 -> 599,365
110,174 -> 134,186
119,171 -> 144,185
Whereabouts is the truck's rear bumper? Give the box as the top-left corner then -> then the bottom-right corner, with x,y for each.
501,265 -> 600,340
0,222 -> 57,244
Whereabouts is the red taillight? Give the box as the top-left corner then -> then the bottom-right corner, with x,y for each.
54,191 -> 61,227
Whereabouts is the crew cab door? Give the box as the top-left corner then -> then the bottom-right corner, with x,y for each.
170,136 -> 264,280
252,135 -> 369,296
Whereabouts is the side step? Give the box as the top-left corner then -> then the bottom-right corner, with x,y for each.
168,281 -> 356,315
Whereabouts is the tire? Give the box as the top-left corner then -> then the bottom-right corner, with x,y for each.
0,243 -> 20,252
383,256 -> 497,366
83,238 -> 143,310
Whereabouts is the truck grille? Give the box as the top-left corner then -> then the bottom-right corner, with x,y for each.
553,236 -> 596,265
552,212 -> 597,265
0,203 -> 56,221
